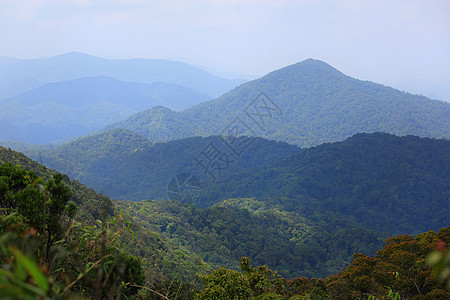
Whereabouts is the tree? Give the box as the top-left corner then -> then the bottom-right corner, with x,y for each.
0,163 -> 146,298
197,257 -> 285,299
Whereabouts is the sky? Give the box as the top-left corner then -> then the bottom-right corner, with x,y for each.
1,0 -> 449,101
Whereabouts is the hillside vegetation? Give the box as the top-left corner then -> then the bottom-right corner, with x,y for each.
1,141 -> 449,298
203,133 -> 450,234
118,198 -> 388,279
196,227 -> 450,299
24,128 -> 300,201
24,132 -> 450,237
0,146 -> 207,286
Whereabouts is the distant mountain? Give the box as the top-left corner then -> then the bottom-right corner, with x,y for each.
203,133 -> 450,234
0,76 -> 211,111
24,128 -> 300,201
0,52 -> 246,99
0,140 -> 57,154
0,56 -> 19,64
0,76 -> 211,143
107,59 -> 450,147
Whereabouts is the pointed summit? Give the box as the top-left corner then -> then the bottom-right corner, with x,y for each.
262,58 -> 346,83
51,51 -> 103,61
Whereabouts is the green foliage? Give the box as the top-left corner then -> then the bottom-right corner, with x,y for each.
148,280 -> 199,299
0,147 -> 208,286
59,217 -> 145,298
205,133 -> 450,234
0,162 -> 149,298
0,246 -> 50,299
327,227 -> 450,299
197,257 -> 284,299
118,198 -> 387,279
197,227 -> 450,299
0,209 -> 147,299
1,163 -> 75,260
26,131 -> 299,201
427,227 -> 450,290
0,146 -> 115,225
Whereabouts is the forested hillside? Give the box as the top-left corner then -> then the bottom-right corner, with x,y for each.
15,131 -> 449,280
203,133 -> 450,234
0,146 -> 386,282
0,146 -> 113,224
118,198 -> 388,279
196,227 -> 450,299
106,58 -> 450,147
24,128 -> 300,201
0,146 -> 207,287
24,132 -> 450,236
1,142 -> 449,298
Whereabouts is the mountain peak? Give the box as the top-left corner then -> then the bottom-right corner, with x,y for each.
255,58 -> 346,89
54,51 -> 99,59
294,58 -> 343,74
108,56 -> 449,148
302,58 -> 325,63
260,58 -> 346,84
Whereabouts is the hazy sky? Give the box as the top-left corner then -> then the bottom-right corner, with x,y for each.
1,0 -> 449,100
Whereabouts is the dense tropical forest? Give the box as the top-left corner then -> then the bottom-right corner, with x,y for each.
0,57 -> 449,299
18,133 -> 450,236
22,129 -> 300,201
1,138 -> 449,298
203,133 -> 450,234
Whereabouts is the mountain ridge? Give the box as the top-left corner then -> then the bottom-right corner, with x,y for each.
107,58 -> 450,147
0,52 -> 246,99
0,76 -> 212,143
24,128 -> 301,201
202,132 -> 450,234
0,75 -> 211,110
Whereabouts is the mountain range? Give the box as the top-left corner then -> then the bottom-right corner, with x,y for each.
21,130 -> 450,235
0,76 -> 211,143
1,56 -> 448,147
203,133 -> 450,234
5,132 -> 449,280
0,52 -> 245,99
107,59 -> 450,147
1,52 -> 449,298
0,143 -> 388,279
0,52 -> 249,144
23,128 -> 300,201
